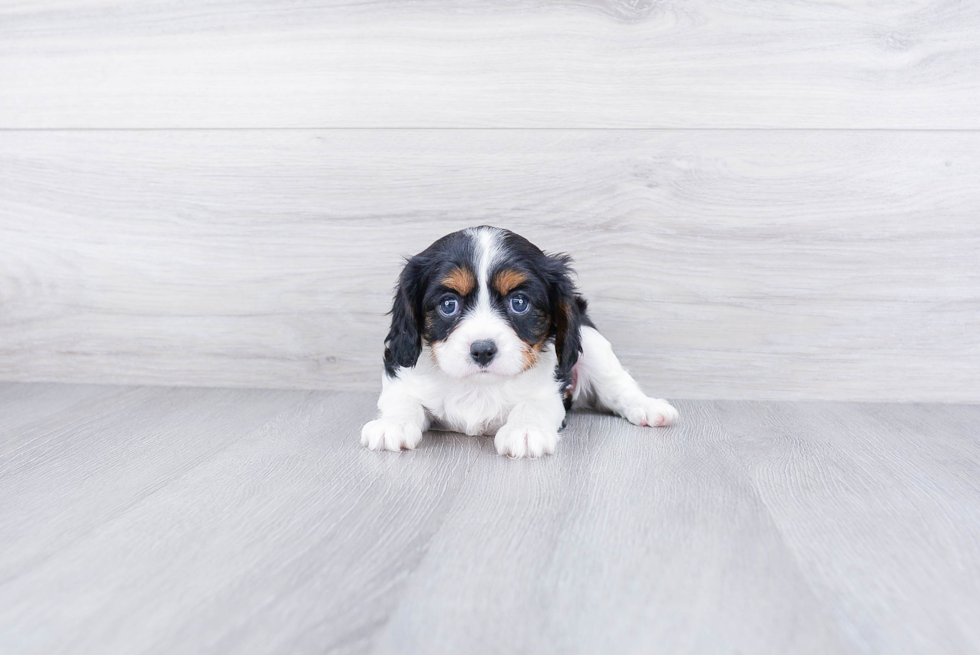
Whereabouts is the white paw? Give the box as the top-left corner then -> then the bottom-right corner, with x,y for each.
494,422 -> 559,459
623,397 -> 678,428
360,419 -> 423,452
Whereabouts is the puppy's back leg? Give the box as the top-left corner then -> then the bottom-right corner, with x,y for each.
572,326 -> 678,427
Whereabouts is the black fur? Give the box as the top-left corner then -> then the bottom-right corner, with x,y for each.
494,231 -> 592,400
539,252 -> 587,405
383,231 -> 477,376
383,227 -> 593,395
383,256 -> 425,376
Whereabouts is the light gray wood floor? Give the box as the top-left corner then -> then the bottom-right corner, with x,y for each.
1,383 -> 978,654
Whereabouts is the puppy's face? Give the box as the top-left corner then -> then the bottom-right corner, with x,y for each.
384,227 -> 582,388
425,232 -> 551,379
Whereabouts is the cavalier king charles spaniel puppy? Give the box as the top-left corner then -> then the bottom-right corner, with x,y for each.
361,226 -> 678,458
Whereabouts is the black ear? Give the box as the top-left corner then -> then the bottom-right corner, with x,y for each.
383,256 -> 427,376
544,254 -> 584,399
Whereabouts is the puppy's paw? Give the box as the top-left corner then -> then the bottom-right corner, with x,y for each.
623,397 -> 678,428
494,422 -> 559,459
360,419 -> 423,452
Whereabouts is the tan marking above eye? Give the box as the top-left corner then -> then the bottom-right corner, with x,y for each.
441,267 -> 475,295
494,269 -> 528,295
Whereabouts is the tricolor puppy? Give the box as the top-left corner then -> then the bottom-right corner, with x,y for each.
361,226 -> 678,458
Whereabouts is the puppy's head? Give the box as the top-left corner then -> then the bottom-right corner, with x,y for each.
384,226 -> 583,390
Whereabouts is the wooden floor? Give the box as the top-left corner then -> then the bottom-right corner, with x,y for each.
1,383 -> 979,654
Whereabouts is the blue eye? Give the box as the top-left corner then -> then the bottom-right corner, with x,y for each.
439,297 -> 459,317
509,295 -> 529,314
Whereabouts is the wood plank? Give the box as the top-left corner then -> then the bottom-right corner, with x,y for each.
722,401 -> 980,653
0,384 -> 305,583
0,386 -> 482,655
0,383 -> 140,457
1,130 -> 979,401
369,402 -> 856,654
0,382 -> 110,442
2,386 -> 979,653
1,1 -> 979,128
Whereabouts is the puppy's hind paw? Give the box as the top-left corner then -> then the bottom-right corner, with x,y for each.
623,397 -> 678,428
360,419 -> 423,452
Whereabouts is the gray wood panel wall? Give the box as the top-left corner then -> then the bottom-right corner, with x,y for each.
1,1 -> 979,401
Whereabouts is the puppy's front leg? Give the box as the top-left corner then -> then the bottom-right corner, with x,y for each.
361,377 -> 430,452
494,390 -> 566,459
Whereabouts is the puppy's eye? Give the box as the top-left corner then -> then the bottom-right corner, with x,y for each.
439,297 -> 460,317
509,294 -> 529,314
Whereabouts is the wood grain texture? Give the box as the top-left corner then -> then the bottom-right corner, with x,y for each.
1,1 -> 979,128
370,403 -> 853,655
2,130 -> 978,401
0,385 -> 304,582
2,384 -> 980,654
720,402 -> 980,653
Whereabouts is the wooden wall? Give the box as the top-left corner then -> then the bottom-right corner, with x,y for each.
1,1 -> 978,401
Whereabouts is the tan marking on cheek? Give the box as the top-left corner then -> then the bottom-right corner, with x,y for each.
520,346 -> 537,372
520,336 -> 547,372
424,314 -> 446,367
494,269 -> 528,295
441,267 -> 475,295
428,334 -> 452,369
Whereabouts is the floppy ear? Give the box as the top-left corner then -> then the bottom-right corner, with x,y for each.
383,256 -> 427,375
544,254 -> 583,396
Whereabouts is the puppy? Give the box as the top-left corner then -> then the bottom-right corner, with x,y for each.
361,226 -> 678,458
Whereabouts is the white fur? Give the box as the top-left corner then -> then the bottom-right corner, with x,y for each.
429,302 -> 528,379
471,226 -> 499,294
361,326 -> 678,458
362,343 -> 565,455
430,227 -> 528,379
572,326 -> 679,428
361,227 -> 677,458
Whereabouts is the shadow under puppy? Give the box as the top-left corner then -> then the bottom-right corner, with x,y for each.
362,226 -> 678,458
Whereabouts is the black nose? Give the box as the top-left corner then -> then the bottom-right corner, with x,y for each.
470,340 -> 498,367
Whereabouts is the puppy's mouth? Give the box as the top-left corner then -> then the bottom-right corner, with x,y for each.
468,367 -> 502,378
456,364 -> 508,381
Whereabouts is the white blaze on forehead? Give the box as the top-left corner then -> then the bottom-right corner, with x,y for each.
469,226 -> 502,310
434,227 -> 526,379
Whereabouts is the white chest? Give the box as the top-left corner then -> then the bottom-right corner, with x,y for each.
434,383 -> 523,435
393,347 -> 561,436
